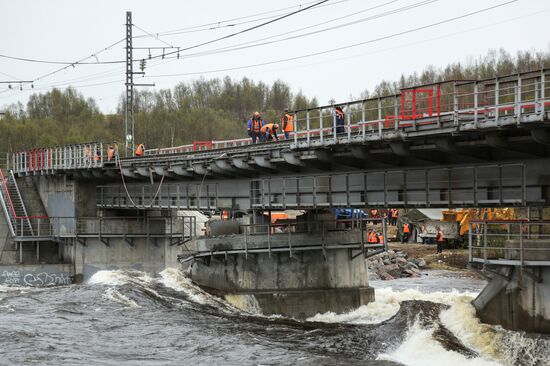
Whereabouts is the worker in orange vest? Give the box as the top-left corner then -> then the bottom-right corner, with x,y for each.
108,145 -> 116,162
94,147 -> 101,162
378,231 -> 384,244
390,208 -> 399,226
135,143 -> 145,157
85,145 -> 91,164
435,226 -> 444,254
402,222 -> 411,243
261,123 -> 279,141
281,108 -> 294,140
367,229 -> 379,244
247,112 -> 264,144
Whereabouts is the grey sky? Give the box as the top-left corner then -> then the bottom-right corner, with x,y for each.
1,0 -> 548,113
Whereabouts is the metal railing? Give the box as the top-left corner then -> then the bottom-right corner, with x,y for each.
9,142 -> 118,174
179,218 -> 387,262
0,169 -> 38,236
469,220 -> 550,267
12,215 -> 196,241
9,69 -> 550,174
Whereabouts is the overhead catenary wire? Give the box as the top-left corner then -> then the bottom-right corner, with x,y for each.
136,0 -> 353,38
145,0 -> 519,79
145,0 -> 331,62
150,0 -> 435,61
0,0 -> 521,99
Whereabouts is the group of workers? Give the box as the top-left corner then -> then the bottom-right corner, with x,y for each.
365,207 -> 445,253
247,106 -> 347,144
247,109 -> 294,144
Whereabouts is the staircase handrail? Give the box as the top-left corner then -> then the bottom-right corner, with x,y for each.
0,175 -> 15,236
9,170 -> 35,236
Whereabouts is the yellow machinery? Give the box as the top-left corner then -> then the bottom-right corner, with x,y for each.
442,208 -> 516,236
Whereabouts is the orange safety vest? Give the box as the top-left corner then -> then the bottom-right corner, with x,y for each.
108,147 -> 115,161
335,109 -> 345,119
403,223 -> 410,233
391,208 -> 399,218
367,232 -> 379,243
94,150 -> 101,161
282,113 -> 294,132
436,231 -> 444,242
251,118 -> 263,133
135,144 -> 144,156
378,235 -> 384,243
261,123 -> 277,134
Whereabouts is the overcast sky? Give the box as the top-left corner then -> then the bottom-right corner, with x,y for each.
1,0 -> 549,113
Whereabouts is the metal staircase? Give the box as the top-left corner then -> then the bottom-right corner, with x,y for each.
0,169 -> 34,237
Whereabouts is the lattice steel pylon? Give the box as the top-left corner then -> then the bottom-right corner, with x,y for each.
125,11 -> 134,157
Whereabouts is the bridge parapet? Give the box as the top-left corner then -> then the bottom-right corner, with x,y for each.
9,69 -> 550,177
469,220 -> 550,266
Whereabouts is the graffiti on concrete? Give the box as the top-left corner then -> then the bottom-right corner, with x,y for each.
0,269 -> 72,286
23,272 -> 72,286
0,270 -> 21,285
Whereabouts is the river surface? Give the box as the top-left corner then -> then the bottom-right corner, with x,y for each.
0,269 -> 548,365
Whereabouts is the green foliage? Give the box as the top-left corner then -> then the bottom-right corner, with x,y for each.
1,48 -> 549,152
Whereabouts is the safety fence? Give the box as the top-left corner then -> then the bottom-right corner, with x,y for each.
9,142 -> 117,174
469,220 -> 550,267
11,215 -> 196,242
179,218 -> 387,262
8,69 -> 550,173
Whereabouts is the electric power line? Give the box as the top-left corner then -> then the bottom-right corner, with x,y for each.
144,1 -> 519,79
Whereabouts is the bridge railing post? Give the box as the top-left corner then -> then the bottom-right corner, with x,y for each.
319,108 -> 324,144
453,82 -> 459,126
515,74 -> 522,125
483,221 -> 488,263
346,103 -> 351,141
306,110 -> 311,147
332,109 -> 337,143
473,81 -> 479,127
293,112 -> 298,147
468,222 -> 473,262
519,222 -> 524,267
540,69 -> 546,121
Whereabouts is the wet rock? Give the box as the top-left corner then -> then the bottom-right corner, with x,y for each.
395,257 -> 408,266
395,251 -> 408,258
381,264 -> 401,278
378,272 -> 395,281
403,269 -> 421,278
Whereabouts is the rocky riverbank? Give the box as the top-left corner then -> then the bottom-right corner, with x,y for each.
367,249 -> 427,280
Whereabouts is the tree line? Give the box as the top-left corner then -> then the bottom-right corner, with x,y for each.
1,48 -> 549,152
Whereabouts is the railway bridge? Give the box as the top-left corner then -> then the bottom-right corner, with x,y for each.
1,68 -> 550,325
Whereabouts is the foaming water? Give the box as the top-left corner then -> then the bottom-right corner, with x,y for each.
308,287 -> 480,325
103,288 -> 140,308
0,268 -> 547,365
377,320 -> 502,366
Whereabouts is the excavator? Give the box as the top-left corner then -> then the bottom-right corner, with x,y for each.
442,208 -> 516,236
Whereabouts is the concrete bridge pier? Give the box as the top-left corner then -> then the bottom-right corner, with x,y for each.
184,212 -> 375,318
472,237 -> 550,333
474,266 -> 550,333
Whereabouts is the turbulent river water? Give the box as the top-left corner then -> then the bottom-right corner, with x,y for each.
0,269 -> 549,365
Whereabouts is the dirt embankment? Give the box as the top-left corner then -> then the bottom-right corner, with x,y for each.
387,243 -> 470,270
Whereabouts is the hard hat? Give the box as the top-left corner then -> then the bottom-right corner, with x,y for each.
254,111 -> 260,116
284,108 -> 289,112
274,124 -> 279,129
